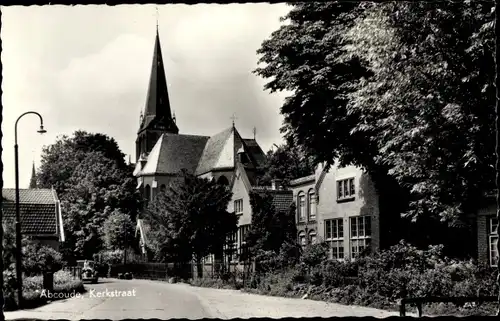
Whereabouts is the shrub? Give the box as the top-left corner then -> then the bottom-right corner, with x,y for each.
300,242 -> 329,268
22,242 -> 63,276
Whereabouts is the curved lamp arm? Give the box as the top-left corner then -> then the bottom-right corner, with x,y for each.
15,111 -> 47,145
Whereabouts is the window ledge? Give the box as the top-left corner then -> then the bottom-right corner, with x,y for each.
337,197 -> 355,203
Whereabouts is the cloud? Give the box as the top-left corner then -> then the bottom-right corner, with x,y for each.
1,4 -> 291,188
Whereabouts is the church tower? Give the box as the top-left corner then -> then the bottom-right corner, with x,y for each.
135,26 -> 179,162
29,162 -> 37,189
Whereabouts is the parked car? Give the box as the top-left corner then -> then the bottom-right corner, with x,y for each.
77,260 -> 99,284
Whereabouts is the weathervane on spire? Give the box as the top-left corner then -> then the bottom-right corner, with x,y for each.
230,113 -> 238,127
156,6 -> 159,29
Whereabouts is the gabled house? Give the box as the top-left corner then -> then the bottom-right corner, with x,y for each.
226,157 -> 293,262
2,188 -> 65,251
291,161 -> 380,261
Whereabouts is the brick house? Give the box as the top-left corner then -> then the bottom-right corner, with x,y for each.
2,188 -> 65,251
290,161 -> 380,261
476,195 -> 498,267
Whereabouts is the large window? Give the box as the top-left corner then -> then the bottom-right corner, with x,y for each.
234,199 -> 243,215
325,219 -> 344,260
298,193 -> 306,222
298,231 -> 306,247
308,190 -> 316,221
337,178 -> 355,200
490,217 -> 498,267
226,231 -> 238,262
145,184 -> 151,205
350,216 -> 372,259
238,224 -> 251,259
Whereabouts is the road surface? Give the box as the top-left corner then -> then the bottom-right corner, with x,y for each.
4,278 -> 406,320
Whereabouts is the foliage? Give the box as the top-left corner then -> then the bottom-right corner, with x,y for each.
3,269 -> 85,311
255,1 -> 495,244
2,222 -> 17,269
242,241 -> 498,316
342,1 -> 496,223
22,241 -> 63,276
101,210 -> 135,251
144,171 -> 237,264
258,142 -> 315,187
36,131 -> 141,263
245,191 -> 297,261
300,242 -> 329,268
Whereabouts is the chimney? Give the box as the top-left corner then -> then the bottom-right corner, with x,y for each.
271,179 -> 282,191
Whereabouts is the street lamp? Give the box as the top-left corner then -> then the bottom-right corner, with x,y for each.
14,111 -> 47,308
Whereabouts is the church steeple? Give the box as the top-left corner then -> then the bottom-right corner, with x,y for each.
136,25 -> 179,162
29,162 -> 37,189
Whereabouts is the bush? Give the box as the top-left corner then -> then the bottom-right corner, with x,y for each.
300,242 -> 329,268
23,242 -> 63,276
3,269 -> 86,311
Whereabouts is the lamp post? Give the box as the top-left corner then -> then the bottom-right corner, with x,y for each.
14,111 -> 47,309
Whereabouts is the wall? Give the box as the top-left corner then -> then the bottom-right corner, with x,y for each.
290,178 -> 317,245
228,166 -> 252,227
477,202 -> 496,265
316,162 -> 380,259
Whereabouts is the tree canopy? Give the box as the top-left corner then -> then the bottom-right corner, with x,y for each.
255,1 -> 495,226
144,172 -> 237,265
245,190 -> 297,259
258,142 -> 315,187
36,131 -> 140,261
102,210 -> 136,251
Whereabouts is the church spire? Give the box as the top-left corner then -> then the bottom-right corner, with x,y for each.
29,162 -> 37,189
138,22 -> 178,135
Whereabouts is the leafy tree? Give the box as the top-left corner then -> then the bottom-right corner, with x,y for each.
101,210 -> 135,251
59,151 -> 140,261
342,1 -> 495,225
258,142 -> 315,187
245,190 -> 298,261
255,1 -> 494,255
37,130 -> 127,195
144,172 -> 237,276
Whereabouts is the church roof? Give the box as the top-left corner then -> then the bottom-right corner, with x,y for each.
140,133 -> 209,175
195,127 -> 234,175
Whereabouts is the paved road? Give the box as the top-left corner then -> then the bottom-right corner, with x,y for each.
4,278 -> 406,320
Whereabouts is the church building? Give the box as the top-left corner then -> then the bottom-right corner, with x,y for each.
132,27 -> 267,212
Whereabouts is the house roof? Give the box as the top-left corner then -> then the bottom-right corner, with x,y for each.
2,188 -> 60,235
136,218 -> 151,246
140,133 -> 210,175
251,187 -> 293,214
290,174 -> 316,187
243,139 -> 266,167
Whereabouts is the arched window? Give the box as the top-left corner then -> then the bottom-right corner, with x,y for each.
145,184 -> 151,204
160,184 -> 166,192
298,231 -> 306,247
308,230 -> 317,245
217,176 -> 229,186
308,189 -> 316,221
297,192 -> 306,222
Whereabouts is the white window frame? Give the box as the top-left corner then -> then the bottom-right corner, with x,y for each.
309,230 -> 317,245
337,178 -> 356,201
350,216 -> 372,259
234,199 -> 243,215
325,218 -> 344,260
298,193 -> 306,222
308,190 -> 316,221
489,217 -> 498,267
298,231 -> 306,247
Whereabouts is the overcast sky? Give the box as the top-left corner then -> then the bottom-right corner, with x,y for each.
1,4 -> 291,189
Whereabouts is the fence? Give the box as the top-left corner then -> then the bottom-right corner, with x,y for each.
109,262 -> 193,280
63,266 -> 83,280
